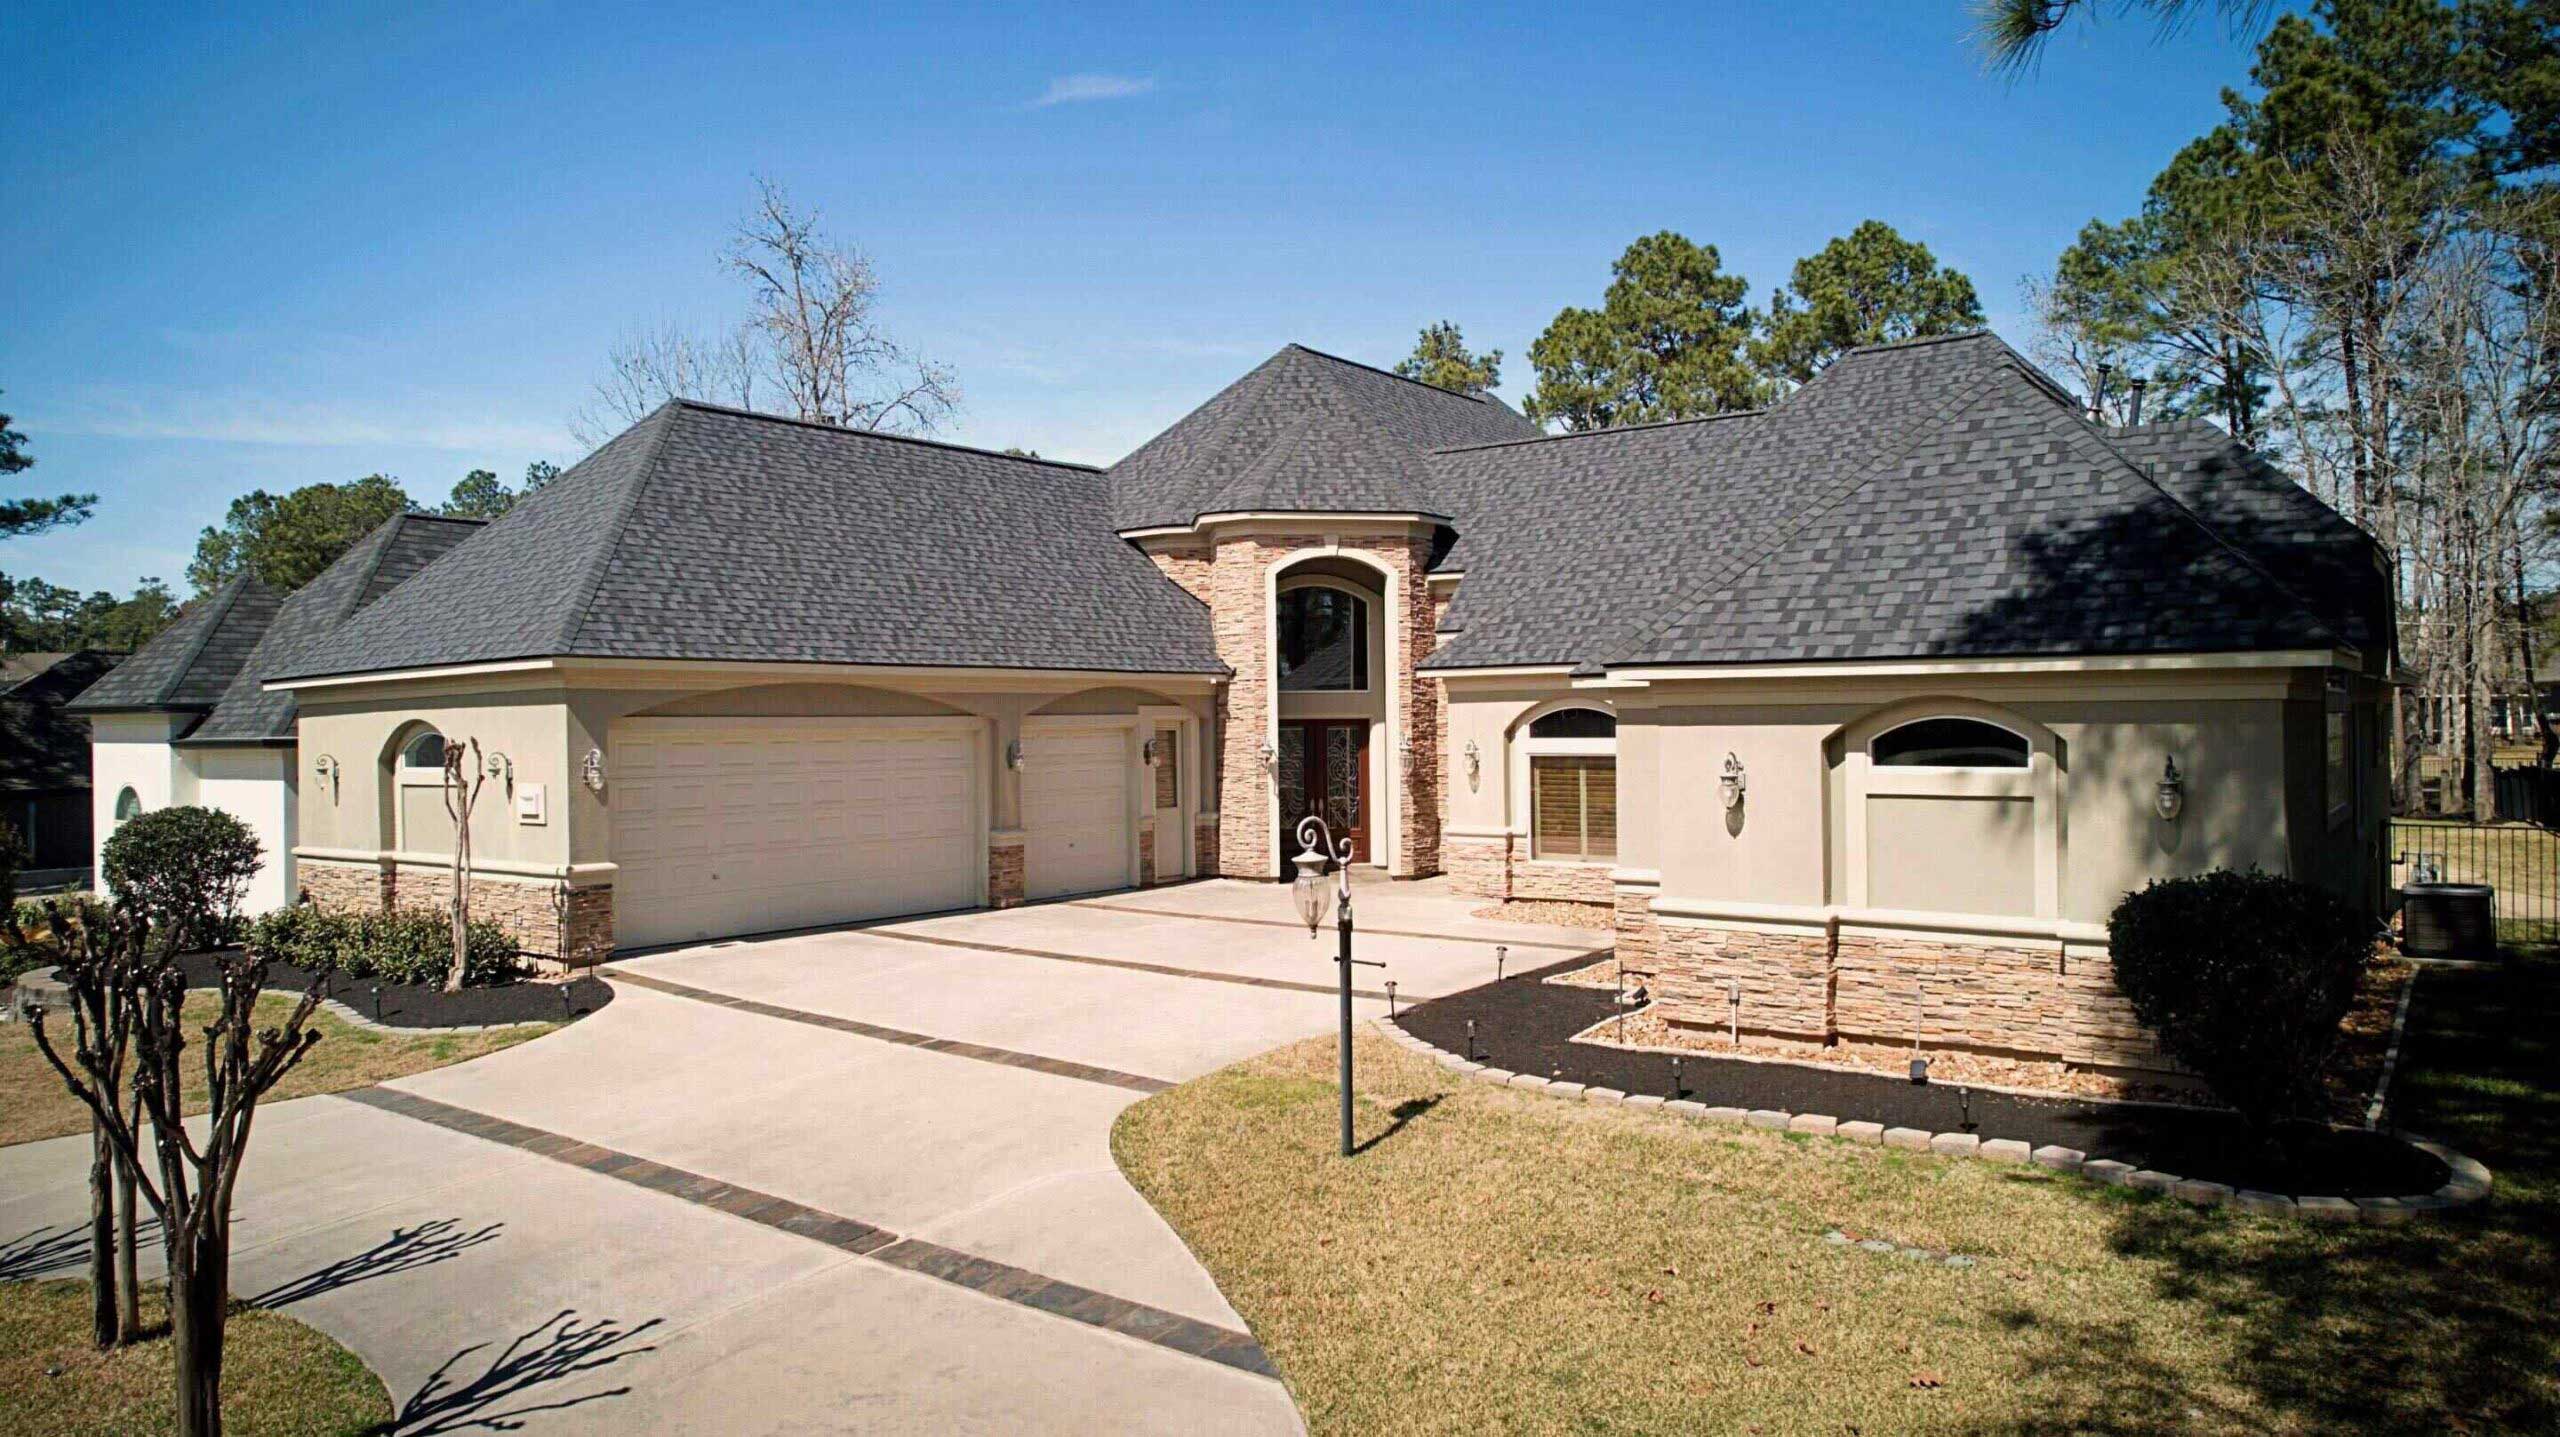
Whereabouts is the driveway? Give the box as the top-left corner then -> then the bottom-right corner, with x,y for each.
0,877 -> 1599,1433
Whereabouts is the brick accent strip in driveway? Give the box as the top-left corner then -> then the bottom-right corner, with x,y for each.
598,967 -> 1174,1094
339,1085 -> 1280,1379
856,925 -> 1401,1001
1065,897 -> 1596,952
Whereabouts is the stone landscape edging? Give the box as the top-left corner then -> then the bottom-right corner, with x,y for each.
1373,1016 -> 2493,1226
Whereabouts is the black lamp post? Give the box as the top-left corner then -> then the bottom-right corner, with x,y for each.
1293,814 -> 1381,1158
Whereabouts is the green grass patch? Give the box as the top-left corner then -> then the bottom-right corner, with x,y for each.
0,1280 -> 389,1436
1116,952 -> 2560,1435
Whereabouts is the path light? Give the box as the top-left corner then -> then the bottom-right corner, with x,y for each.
1720,752 -> 1748,811
1465,1018 -> 1477,1061
1958,1086 -> 1975,1132
370,986 -> 382,1023
1496,945 -> 1508,982
1670,1055 -> 1683,1099
1385,979 -> 1398,1017
1289,813 -> 1383,1158
2155,755 -> 2186,821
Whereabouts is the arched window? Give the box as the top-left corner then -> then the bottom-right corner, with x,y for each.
114,787 -> 142,822
399,729 -> 447,771
1871,717 -> 2029,769
1277,587 -> 1368,691
1521,705 -> 1616,861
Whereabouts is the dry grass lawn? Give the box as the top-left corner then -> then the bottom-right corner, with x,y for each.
2,992 -> 551,1148
1117,951 -> 2559,1435
0,1280 -> 388,1436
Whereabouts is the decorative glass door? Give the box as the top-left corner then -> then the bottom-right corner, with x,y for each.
1278,721 -> 1370,872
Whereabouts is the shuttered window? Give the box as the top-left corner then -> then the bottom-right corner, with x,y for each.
1532,755 -> 1616,861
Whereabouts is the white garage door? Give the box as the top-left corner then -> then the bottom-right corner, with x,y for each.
1022,724 -> 1132,902
612,719 -> 982,948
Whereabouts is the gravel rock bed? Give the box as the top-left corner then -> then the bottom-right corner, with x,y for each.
1395,954 -> 2449,1200
173,950 -> 612,1029
1470,900 -> 1613,930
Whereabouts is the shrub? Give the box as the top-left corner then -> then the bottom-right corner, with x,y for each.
101,806 -> 263,950
249,905 -> 521,987
2108,868 -> 2373,1129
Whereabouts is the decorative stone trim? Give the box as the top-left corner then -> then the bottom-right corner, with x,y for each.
988,836 -> 1026,910
1376,1017 -> 2493,1225
298,855 -> 611,971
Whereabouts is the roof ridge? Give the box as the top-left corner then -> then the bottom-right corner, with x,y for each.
1430,408 -> 1765,455
1831,329 -> 1999,360
1283,342 -> 1501,406
1609,359 -> 2017,666
560,403 -> 682,655
663,397 -> 1103,473
335,514 -> 414,626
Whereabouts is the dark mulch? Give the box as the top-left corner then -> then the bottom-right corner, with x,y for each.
1395,955 -> 2446,1199
173,950 -> 612,1029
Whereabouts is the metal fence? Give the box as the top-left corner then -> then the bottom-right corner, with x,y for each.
2391,815 -> 2560,945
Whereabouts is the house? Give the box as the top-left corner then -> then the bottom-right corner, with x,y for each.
68,513 -> 486,913
0,650 -> 123,881
89,332 -> 2391,1074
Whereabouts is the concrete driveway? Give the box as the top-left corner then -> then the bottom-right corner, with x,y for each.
0,878 -> 1598,1433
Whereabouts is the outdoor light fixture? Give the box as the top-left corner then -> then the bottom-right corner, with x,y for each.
2154,755 -> 2185,822
1288,812 -> 1381,1158
483,750 -> 513,792
312,754 -> 341,800
1005,739 -> 1025,772
1719,752 -> 1747,811
1141,737 -> 1160,766
580,748 -> 606,793
1258,740 -> 1277,774
1910,1055 -> 1931,1085
1463,739 -> 1481,790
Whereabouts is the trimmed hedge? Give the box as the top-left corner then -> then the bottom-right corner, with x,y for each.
249,905 -> 522,988
2108,868 -> 2373,1129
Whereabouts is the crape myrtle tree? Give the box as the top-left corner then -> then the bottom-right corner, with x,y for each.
28,809 -> 322,1437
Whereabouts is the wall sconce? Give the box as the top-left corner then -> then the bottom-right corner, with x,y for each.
1719,752 -> 1747,811
483,750 -> 514,793
1141,737 -> 1160,766
1006,739 -> 1025,771
1258,740 -> 1276,773
2155,755 -> 2185,821
1463,739 -> 1481,790
580,748 -> 606,793
312,754 -> 341,801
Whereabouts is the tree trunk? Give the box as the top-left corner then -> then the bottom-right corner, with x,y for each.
114,1145 -> 140,1345
168,1224 -> 229,1437
86,1122 -> 117,1350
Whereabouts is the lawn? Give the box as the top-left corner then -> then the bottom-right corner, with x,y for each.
1115,951 -> 2559,1435
2,992 -> 552,1148
2391,818 -> 2560,942
0,1280 -> 389,1436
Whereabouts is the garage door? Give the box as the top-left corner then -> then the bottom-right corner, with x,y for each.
612,720 -> 982,948
1022,724 -> 1132,901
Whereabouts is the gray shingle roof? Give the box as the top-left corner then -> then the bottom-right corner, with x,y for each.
273,401 -> 1225,682
0,651 -> 118,792
69,576 -> 284,712
1422,333 -> 2369,672
184,513 -> 485,744
1106,345 -> 1538,531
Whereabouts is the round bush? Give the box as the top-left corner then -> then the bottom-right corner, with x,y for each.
102,806 -> 263,950
2107,868 -> 2374,1129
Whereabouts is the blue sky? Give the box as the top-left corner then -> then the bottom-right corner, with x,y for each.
3,1 -> 2279,595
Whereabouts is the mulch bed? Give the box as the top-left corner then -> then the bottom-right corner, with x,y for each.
174,950 -> 612,1029
1394,955 -> 2447,1199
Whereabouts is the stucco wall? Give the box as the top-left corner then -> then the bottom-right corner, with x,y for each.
90,712 -> 189,880
189,746 -> 297,914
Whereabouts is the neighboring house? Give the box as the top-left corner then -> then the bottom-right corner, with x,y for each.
94,332 -> 2391,1075
0,650 -> 123,878
69,513 -> 485,914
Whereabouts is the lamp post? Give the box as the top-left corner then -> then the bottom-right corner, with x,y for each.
1293,813 -> 1382,1158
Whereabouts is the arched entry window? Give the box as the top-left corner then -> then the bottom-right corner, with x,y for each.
1523,706 -> 1616,861
1871,717 -> 2029,768
1277,587 -> 1368,691
114,787 -> 142,822
399,729 -> 448,771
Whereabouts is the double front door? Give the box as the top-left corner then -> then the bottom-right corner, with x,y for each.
1277,719 -> 1369,872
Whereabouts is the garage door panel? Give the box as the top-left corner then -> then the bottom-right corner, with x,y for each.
614,723 -> 982,948
1022,727 -> 1133,903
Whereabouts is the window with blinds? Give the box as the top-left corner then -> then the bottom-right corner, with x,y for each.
1532,755 -> 1616,861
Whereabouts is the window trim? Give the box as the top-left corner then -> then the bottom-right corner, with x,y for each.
1516,702 -> 1618,864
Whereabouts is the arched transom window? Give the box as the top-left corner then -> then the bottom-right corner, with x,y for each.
399,729 -> 448,771
1870,717 -> 2029,769
1523,706 -> 1616,862
1277,587 -> 1368,691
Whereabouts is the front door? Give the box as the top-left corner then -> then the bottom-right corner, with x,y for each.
1277,720 -> 1370,873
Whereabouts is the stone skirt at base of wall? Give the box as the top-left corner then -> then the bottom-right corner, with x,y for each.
1650,916 -> 2169,1075
1446,831 -> 1614,912
297,858 -> 614,970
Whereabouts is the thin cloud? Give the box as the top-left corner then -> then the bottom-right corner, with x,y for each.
46,385 -> 572,455
1033,73 -> 1155,107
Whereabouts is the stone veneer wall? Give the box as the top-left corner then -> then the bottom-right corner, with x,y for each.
1443,830 -> 1612,911
989,837 -> 1025,909
1138,828 -> 1157,887
1650,916 -> 2168,1073
296,857 -> 612,970
1145,530 -> 1441,880
1194,812 -> 1220,878
1613,884 -> 1659,968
